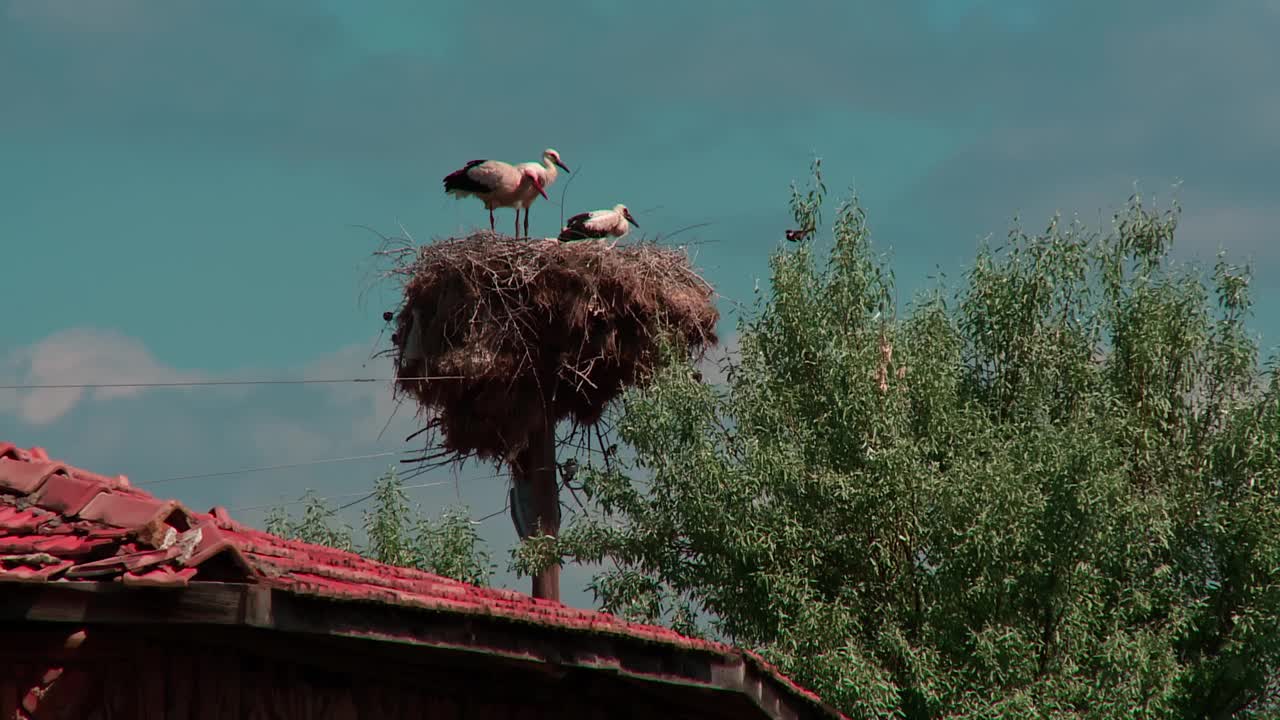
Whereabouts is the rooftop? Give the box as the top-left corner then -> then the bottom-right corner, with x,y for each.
0,442 -> 845,720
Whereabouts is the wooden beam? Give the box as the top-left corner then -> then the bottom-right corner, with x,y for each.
514,420 -> 561,602
0,581 -> 258,626
0,584 -> 841,719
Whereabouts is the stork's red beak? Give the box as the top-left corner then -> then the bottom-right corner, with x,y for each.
554,159 -> 571,173
625,212 -> 639,227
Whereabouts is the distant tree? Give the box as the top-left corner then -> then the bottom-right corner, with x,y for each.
267,468 -> 493,587
519,159 -> 1280,719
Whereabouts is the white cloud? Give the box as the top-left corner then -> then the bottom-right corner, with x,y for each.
300,342 -> 411,440
0,328 -> 412,434
1,328 -> 206,425
239,342 -> 421,466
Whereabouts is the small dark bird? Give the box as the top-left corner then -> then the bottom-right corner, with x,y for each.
785,226 -> 815,242
383,311 -> 394,322
559,458 -> 579,486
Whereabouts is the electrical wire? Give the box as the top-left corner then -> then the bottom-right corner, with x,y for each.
473,502 -> 510,524
138,451 -> 405,487
0,376 -> 459,391
228,480 -> 451,513
4,374 -> 550,525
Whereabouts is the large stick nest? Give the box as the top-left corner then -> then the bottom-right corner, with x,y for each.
385,231 -> 719,461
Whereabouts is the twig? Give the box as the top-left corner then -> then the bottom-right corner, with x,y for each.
658,222 -> 715,244
559,162 -> 584,228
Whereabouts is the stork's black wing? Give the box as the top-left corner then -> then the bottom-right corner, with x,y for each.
442,159 -> 495,193
558,211 -> 602,241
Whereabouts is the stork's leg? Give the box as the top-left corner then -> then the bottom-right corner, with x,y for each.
489,208 -> 495,231
523,208 -> 530,238
514,209 -> 521,237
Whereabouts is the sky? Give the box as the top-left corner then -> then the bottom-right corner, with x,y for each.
2,0 -> 1278,608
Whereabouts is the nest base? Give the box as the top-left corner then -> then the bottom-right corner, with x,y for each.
388,232 -> 718,462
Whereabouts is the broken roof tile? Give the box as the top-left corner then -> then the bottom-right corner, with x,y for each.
0,505 -> 53,533
121,565 -> 198,588
0,558 -> 74,579
32,534 -> 110,555
81,526 -> 132,540
61,548 -> 172,579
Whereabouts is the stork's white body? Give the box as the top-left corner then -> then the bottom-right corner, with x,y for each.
515,157 -> 562,209
513,149 -> 570,237
442,158 -> 548,235
444,160 -> 523,207
558,204 -> 639,244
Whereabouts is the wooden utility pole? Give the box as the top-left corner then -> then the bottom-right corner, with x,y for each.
514,420 -> 560,601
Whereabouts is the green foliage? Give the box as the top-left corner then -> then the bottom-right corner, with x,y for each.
546,161 -> 1280,719
267,469 -> 494,587
411,504 -> 494,587
265,491 -> 355,552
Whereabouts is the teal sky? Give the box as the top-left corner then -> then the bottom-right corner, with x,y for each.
3,1 -> 1278,606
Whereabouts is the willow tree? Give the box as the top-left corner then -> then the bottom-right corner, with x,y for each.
536,161 -> 1280,718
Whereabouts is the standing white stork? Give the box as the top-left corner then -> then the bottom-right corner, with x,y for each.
442,159 -> 549,235
558,204 -> 639,245
514,149 -> 570,238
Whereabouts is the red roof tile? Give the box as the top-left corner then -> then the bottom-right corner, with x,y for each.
0,441 -> 840,717
0,460 -> 70,495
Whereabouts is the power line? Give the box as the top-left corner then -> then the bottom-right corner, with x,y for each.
474,502 -> 511,524
139,451 -> 404,487
229,480 -> 451,513
0,376 -> 459,391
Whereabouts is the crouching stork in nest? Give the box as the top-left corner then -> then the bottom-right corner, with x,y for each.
558,204 -> 639,246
